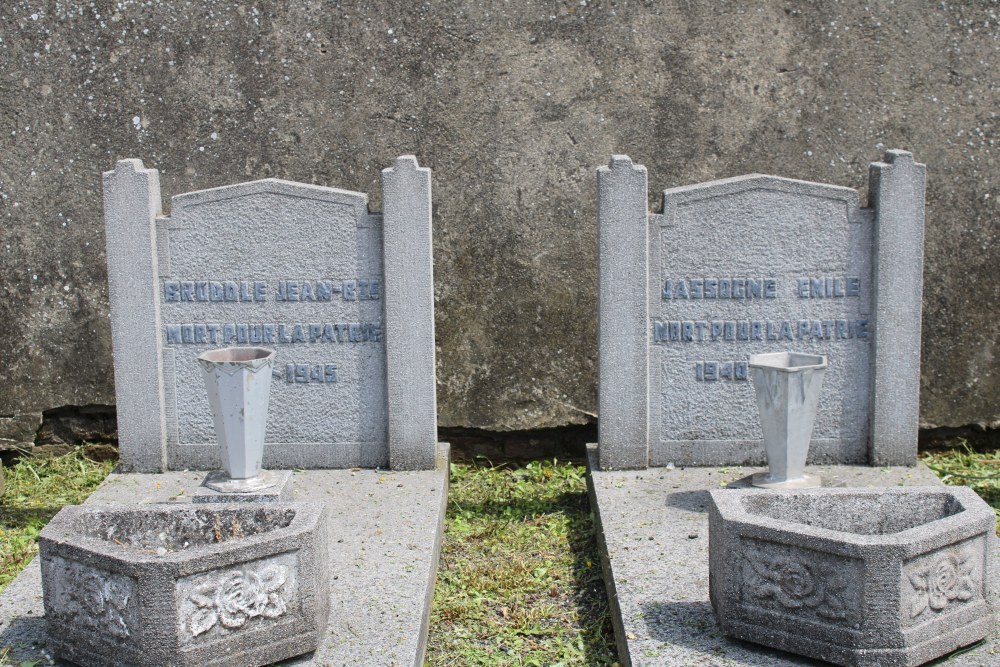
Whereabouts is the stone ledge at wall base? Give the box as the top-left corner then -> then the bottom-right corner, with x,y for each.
0,443 -> 450,667
585,445 -> 1000,667
39,503 -> 328,667
709,487 -> 996,667
0,414 -> 43,452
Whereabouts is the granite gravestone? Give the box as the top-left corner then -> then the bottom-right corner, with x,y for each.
597,150 -> 926,469
104,156 -> 437,473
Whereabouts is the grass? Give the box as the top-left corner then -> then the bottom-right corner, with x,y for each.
425,458 -> 618,667
0,448 -> 116,594
920,441 -> 1000,524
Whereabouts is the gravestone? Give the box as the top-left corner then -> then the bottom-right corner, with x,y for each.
597,150 -> 926,469
585,151 -> 1000,667
103,156 -> 438,472
2,158 -> 448,667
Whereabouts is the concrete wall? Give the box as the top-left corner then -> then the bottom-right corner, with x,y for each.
1,1 -> 998,448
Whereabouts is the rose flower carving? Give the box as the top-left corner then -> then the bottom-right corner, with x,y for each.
187,564 -> 289,636
743,553 -> 848,621
908,549 -> 976,618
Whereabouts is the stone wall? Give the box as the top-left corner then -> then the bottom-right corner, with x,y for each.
1,1 -> 997,444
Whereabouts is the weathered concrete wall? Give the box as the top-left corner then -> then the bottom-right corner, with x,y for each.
1,1 -> 998,441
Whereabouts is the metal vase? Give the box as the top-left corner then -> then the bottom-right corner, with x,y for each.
197,347 -> 275,488
748,352 -> 827,489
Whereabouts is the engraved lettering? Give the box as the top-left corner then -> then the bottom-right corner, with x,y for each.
694,321 -> 708,341
846,277 -> 860,297
316,281 -> 332,301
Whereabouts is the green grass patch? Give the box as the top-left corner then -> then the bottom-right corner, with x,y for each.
920,442 -> 1000,524
425,458 -> 618,667
1,449 -> 116,593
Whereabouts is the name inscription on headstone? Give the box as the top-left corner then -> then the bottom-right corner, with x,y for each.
653,274 -> 868,382
161,277 -> 381,381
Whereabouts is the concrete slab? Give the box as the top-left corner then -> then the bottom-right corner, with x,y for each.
0,444 -> 449,667
586,445 -> 1000,667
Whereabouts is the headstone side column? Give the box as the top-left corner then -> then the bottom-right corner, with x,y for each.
103,159 -> 168,472
597,156 -> 649,470
868,150 -> 927,465
381,156 -> 438,470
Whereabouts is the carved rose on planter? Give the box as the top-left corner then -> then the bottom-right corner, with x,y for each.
187,564 -> 288,636
70,571 -> 133,639
744,554 -> 848,621
908,548 -> 976,618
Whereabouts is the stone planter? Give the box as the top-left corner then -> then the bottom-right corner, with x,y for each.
708,486 -> 995,667
748,351 -> 826,489
39,502 -> 329,667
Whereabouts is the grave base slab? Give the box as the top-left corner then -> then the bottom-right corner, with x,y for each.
0,444 -> 449,667
586,444 -> 1000,667
191,469 -> 295,503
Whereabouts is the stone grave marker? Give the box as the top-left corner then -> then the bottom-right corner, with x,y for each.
597,150 -> 926,469
103,156 -> 437,472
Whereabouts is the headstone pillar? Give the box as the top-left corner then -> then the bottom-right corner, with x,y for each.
381,156 -> 438,470
868,150 -> 926,465
597,155 -> 649,470
103,159 -> 168,472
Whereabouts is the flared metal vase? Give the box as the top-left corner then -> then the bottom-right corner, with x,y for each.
748,352 -> 827,489
197,347 -> 276,489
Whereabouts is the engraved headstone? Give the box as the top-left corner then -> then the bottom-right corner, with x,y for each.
103,156 -> 437,472
597,150 -> 926,469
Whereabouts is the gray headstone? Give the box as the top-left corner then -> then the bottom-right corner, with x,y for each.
596,151 -> 926,469
104,157 -> 438,472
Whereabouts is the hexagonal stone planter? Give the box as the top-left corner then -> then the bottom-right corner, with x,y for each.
39,502 -> 328,667
708,487 -> 995,667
